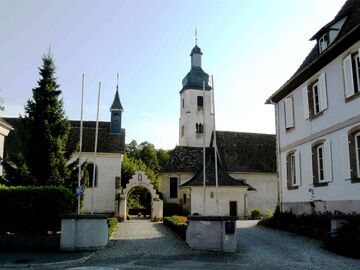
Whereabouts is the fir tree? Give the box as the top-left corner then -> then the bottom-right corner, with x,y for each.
3,53 -> 80,187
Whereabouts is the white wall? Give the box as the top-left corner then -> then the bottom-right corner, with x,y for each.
229,172 -> 278,215
278,41 -> 360,148
190,187 -> 247,217
70,152 -> 122,214
280,123 -> 360,204
179,89 -> 215,147
277,41 -> 360,212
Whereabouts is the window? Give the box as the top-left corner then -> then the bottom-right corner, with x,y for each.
196,123 -> 204,134
182,99 -> 184,109
312,82 -> 320,115
343,50 -> 360,98
181,125 -> 184,137
303,73 -> 327,119
286,151 -> 300,189
87,163 -> 98,187
347,128 -> 360,182
197,96 -> 203,109
319,33 -> 328,53
317,145 -> 325,181
169,177 -> 178,198
284,97 -> 294,129
312,140 -> 332,185
355,133 -> 360,178
290,154 -> 296,185
183,193 -> 187,204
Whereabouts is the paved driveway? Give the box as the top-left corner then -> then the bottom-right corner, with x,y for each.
67,219 -> 360,270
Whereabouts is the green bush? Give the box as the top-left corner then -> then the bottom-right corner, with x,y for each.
107,217 -> 118,237
251,208 -> 263,220
163,203 -> 187,216
163,216 -> 187,240
0,185 -> 76,234
324,217 -> 360,258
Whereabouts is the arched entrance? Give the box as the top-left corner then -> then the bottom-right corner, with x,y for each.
127,186 -> 152,218
118,170 -> 163,221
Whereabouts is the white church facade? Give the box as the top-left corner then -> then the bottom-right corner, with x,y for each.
159,43 -> 278,218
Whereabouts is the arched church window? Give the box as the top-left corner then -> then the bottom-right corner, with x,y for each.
196,123 -> 199,133
87,163 -> 98,187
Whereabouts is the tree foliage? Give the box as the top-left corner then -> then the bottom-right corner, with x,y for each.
2,53 -> 85,189
121,140 -> 170,193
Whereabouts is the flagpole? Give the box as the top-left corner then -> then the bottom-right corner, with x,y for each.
77,74 -> 85,215
211,75 -> 220,216
91,81 -> 101,215
202,80 -> 206,216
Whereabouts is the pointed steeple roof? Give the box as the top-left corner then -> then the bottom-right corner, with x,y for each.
110,89 -> 123,111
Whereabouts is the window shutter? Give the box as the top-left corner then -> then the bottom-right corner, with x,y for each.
285,97 -> 294,128
295,151 -> 301,186
341,134 -> 351,180
303,86 -> 310,119
319,73 -> 328,111
343,55 -> 355,98
324,140 -> 332,182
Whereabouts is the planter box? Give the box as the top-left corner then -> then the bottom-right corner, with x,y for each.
186,216 -> 237,252
60,214 -> 108,251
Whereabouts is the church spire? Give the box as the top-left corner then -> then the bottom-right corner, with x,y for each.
110,73 -> 123,134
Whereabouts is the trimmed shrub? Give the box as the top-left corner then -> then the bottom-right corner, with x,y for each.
0,185 -> 76,234
163,215 -> 188,240
163,203 -> 187,216
107,217 -> 118,237
251,208 -> 263,220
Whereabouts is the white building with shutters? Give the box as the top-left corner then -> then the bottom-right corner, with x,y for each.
266,0 -> 360,215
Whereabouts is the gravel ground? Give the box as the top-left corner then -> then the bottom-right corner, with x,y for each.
92,218 -> 201,259
73,219 -> 360,270
236,220 -> 360,270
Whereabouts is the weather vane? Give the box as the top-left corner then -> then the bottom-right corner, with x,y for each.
116,73 -> 119,91
195,27 -> 198,45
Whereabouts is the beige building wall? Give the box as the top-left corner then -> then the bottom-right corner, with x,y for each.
186,187 -> 248,218
158,172 -> 194,203
229,172 -> 278,215
159,171 -> 278,217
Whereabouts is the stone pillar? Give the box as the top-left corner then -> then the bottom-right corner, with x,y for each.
152,198 -> 163,221
119,194 -> 127,219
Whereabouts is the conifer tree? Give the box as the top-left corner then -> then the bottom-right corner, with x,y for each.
3,53 -> 78,186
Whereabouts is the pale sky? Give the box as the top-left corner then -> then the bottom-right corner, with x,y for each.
0,0 -> 346,149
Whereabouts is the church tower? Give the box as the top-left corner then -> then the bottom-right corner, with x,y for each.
110,76 -> 124,134
179,42 -> 214,147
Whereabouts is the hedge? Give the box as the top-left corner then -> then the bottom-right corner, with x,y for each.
0,185 -> 76,234
107,217 -> 118,237
163,215 -> 187,240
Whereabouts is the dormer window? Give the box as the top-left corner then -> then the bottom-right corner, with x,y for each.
319,33 -> 328,53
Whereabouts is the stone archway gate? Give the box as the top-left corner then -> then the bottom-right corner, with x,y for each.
118,170 -> 163,221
